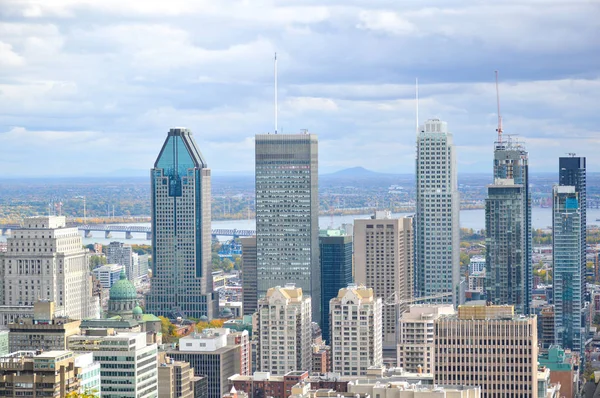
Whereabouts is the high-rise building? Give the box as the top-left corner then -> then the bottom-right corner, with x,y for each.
415,119 -> 460,305
106,241 -> 139,283
255,133 -> 320,322
69,329 -> 158,397
329,285 -> 382,376
553,185 -> 584,354
319,229 -> 353,344
559,156 -> 586,303
434,304 -> 538,397
9,301 -> 81,353
0,350 -> 100,397
486,135 -> 531,314
485,179 -> 527,312
241,236 -> 257,316
92,263 -> 123,288
257,285 -> 312,374
157,355 -> 196,398
146,128 -> 217,319
354,212 -> 413,352
0,216 -> 99,326
396,304 -> 455,374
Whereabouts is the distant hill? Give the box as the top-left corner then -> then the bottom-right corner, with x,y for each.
324,167 -> 408,178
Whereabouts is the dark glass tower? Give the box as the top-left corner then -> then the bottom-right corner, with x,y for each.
255,133 -> 320,323
559,156 -> 586,295
485,136 -> 531,314
146,128 -> 217,319
319,231 -> 353,344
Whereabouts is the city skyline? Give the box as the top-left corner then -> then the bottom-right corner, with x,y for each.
1,2 -> 599,177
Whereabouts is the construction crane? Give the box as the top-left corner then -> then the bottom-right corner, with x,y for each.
383,291 -> 453,307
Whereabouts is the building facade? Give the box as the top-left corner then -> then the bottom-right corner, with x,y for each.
489,137 -> 531,314
146,128 -> 217,319
396,304 -> 455,374
330,285 -> 382,376
354,212 -> 413,351
415,119 -> 460,305
241,236 -> 257,316
0,216 -> 98,325
158,356 -> 196,398
255,133 -> 320,322
319,230 -> 353,344
69,330 -> 158,398
485,180 -> 527,312
106,241 -> 138,283
93,263 -> 123,289
434,305 -> 538,397
257,285 -> 312,374
553,185 -> 583,355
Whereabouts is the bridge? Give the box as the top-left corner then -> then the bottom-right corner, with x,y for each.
0,224 -> 255,240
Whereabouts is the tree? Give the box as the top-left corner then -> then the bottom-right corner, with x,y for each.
66,390 -> 99,398
233,255 -> 242,270
222,258 -> 234,272
89,255 -> 106,270
460,252 -> 470,268
159,316 -> 177,343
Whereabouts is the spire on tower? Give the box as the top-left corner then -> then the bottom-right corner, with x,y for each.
495,70 -> 503,143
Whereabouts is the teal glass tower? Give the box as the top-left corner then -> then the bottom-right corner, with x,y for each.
146,128 -> 217,319
553,185 -> 583,355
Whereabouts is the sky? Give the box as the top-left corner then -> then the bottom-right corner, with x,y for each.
0,0 -> 599,177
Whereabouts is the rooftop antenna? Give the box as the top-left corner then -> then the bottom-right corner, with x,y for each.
274,52 -> 278,134
415,77 -> 419,134
495,70 -> 503,143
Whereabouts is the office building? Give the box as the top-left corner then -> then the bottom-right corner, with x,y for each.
538,345 -> 579,398
0,216 -> 98,326
0,331 -> 8,356
319,229 -> 353,344
158,355 -> 196,398
485,179 -> 527,312
434,304 -> 538,397
106,241 -> 140,283
93,263 -> 123,289
255,133 -> 320,322
167,328 -> 246,398
69,329 -> 158,397
0,350 -> 100,397
415,119 -> 460,305
354,212 -> 413,351
469,256 -> 485,274
230,370 -> 310,398
146,128 -> 217,319
487,135 -> 531,314
330,285 -> 382,376
553,185 -> 584,354
396,304 -> 455,374
9,301 -> 81,352
257,285 -> 312,374
241,236 -> 257,316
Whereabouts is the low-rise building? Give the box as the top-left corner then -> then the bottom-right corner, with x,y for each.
9,300 -> 81,352
538,345 -> 579,398
92,263 -> 124,289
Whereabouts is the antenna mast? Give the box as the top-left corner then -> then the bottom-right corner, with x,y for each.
274,52 -> 278,134
495,70 -> 503,143
416,77 -> 419,134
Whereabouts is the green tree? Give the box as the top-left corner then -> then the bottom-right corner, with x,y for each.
159,316 -> 177,343
89,255 -> 106,270
460,252 -> 470,268
233,255 -> 242,270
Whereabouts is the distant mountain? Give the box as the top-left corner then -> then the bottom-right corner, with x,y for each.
324,167 -> 399,177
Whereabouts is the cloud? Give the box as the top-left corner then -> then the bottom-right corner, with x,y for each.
0,0 -> 598,176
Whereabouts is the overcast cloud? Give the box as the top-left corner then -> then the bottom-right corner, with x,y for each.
0,0 -> 599,176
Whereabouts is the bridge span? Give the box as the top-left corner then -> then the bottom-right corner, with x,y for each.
0,224 -> 255,240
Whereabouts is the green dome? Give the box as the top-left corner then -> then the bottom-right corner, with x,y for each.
132,306 -> 143,315
109,269 -> 137,301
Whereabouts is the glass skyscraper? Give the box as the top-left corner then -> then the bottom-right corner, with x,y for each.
553,185 -> 583,354
255,133 -> 320,322
146,128 -> 217,319
485,137 -> 531,314
319,230 -> 353,344
415,119 -> 460,305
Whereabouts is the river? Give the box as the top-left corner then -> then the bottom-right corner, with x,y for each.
3,207 -> 600,245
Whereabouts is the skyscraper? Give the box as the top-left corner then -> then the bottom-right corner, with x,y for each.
415,119 -> 460,305
255,133 -> 320,322
319,229 -> 353,344
146,128 -> 217,319
240,236 -> 257,316
106,241 -> 138,283
354,212 -> 413,352
486,134 -> 531,314
559,156 -> 586,298
552,185 -> 583,354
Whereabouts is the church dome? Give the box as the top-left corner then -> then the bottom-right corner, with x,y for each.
109,269 -> 137,301
132,306 -> 143,315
